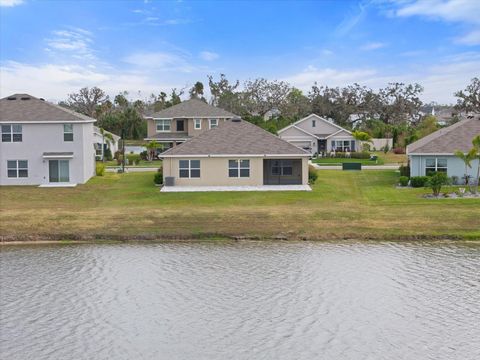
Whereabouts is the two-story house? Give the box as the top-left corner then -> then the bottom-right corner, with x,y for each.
144,98 -> 236,150
0,94 -> 96,186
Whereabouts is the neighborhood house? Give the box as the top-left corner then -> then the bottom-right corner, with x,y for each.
161,118 -> 311,191
144,98 -> 236,152
278,114 -> 356,154
0,94 -> 96,186
407,117 -> 480,180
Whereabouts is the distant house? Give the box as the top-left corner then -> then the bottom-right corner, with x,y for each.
0,94 -> 96,186
93,126 -> 120,160
144,98 -> 236,151
278,114 -> 356,154
407,117 -> 480,180
161,118 -> 311,191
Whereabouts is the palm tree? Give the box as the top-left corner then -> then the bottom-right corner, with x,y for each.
352,130 -> 373,152
146,140 -> 159,161
454,148 -> 477,185
99,128 -> 116,162
472,135 -> 480,193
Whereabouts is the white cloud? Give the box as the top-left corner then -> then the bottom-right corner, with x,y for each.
335,2 -> 369,36
456,29 -> 480,45
199,51 -> 219,61
45,28 -> 96,61
0,0 -> 24,7
122,51 -> 196,72
360,42 -> 387,51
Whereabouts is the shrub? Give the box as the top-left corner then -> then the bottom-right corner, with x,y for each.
334,152 -> 370,159
393,147 -> 406,154
114,150 -> 121,160
308,165 -> 318,184
427,172 -> 450,196
154,167 -> 163,184
451,176 -> 459,185
140,150 -> 148,160
399,176 -> 409,186
95,162 -> 105,176
410,176 -> 429,188
104,148 -> 112,161
399,165 -> 410,178
126,153 -> 141,165
383,143 -> 390,153
116,154 -> 123,165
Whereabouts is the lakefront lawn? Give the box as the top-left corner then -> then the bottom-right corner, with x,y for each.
1,170 -> 479,241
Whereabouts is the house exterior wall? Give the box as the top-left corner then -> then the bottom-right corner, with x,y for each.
409,155 -> 479,179
163,156 -> 309,186
296,114 -> 340,134
278,126 -> 317,153
147,117 -> 231,138
0,122 -> 95,185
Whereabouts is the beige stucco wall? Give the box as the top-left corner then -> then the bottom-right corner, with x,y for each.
147,117 -> 231,138
163,156 -> 309,186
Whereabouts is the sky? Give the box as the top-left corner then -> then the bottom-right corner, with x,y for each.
0,0 -> 479,104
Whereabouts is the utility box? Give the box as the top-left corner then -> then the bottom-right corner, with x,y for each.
164,176 -> 175,186
342,163 -> 362,170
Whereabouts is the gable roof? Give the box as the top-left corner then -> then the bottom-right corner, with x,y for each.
145,98 -> 236,118
0,94 -> 96,123
407,117 -> 480,154
278,113 -> 351,137
94,126 -> 121,140
161,119 -> 310,157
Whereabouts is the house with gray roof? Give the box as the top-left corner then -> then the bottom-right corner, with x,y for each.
0,94 -> 96,186
144,98 -> 236,151
407,117 -> 480,181
161,118 -> 311,191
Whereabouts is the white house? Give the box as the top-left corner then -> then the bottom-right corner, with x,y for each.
93,126 -> 120,160
0,94 -> 96,186
278,114 -> 356,154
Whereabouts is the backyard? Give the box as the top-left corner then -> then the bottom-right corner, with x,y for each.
312,151 -> 407,166
1,170 -> 479,241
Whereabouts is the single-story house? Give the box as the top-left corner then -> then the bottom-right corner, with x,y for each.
407,117 -> 480,181
278,114 -> 356,154
93,126 -> 120,160
161,118 -> 311,191
0,94 -> 96,186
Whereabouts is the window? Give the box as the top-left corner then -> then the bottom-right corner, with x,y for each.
194,118 -> 202,130
7,160 -> 28,178
64,124 -> 73,141
176,120 -> 185,132
209,118 -> 218,129
1,124 -> 22,142
179,160 -> 200,178
49,160 -> 70,182
332,140 -> 353,152
156,119 -> 171,132
425,158 -> 447,175
229,159 -> 250,178
312,120 -> 316,127
271,160 -> 293,176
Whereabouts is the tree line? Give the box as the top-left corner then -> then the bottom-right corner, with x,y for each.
60,76 -> 480,148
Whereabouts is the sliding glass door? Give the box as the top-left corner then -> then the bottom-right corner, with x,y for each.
49,160 -> 70,183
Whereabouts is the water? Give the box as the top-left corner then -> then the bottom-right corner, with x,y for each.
1,241 -> 479,360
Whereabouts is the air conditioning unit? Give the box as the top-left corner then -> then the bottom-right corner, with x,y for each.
165,176 -> 175,186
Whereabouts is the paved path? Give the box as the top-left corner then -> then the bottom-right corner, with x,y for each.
106,167 -> 158,172
161,185 -> 312,192
309,162 -> 400,170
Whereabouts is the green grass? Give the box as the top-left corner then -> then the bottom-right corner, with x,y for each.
1,170 -> 479,240
313,157 -> 385,166
102,159 -> 162,168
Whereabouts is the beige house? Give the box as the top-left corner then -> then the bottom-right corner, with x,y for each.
144,98 -> 236,150
161,118 -> 311,191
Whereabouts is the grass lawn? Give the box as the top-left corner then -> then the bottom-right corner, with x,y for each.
102,159 -> 162,168
1,170 -> 479,241
313,158 -> 385,166
373,151 -> 407,165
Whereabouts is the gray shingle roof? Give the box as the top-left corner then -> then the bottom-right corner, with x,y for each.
145,98 -> 236,118
161,119 -> 310,156
407,117 -> 480,154
0,94 -> 95,123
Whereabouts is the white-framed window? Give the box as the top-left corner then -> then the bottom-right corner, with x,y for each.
209,118 -> 218,129
1,124 -> 22,142
228,159 -> 250,178
64,124 -> 73,141
156,119 -> 171,132
194,118 -> 202,130
312,120 -> 316,127
425,158 -> 447,175
7,160 -> 28,178
179,160 -> 200,178
332,140 -> 354,152
271,160 -> 293,176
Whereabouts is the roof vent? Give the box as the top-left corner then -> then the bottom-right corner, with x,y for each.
20,97 -> 31,100
39,98 -> 45,101
231,117 -> 242,122
7,96 -> 16,100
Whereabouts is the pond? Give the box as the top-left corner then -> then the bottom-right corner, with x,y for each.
1,241 -> 479,359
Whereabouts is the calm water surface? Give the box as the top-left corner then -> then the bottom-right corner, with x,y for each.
1,241 -> 479,360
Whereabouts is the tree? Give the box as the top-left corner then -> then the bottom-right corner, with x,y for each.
472,135 -> 480,193
278,87 -> 311,119
454,148 -> 477,185
208,74 -> 240,107
99,128 -> 115,162
377,82 -> 424,125
243,78 -> 291,117
455,77 -> 480,114
66,87 -> 109,118
352,130 -> 372,152
427,172 -> 449,197
146,140 -> 159,161
189,81 -> 206,101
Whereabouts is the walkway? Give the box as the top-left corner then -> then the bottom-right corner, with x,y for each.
161,185 -> 312,192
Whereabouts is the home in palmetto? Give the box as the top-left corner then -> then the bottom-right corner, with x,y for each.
144,98 -> 236,152
277,114 -> 357,155
407,116 -> 480,182
160,117 -> 312,192
0,94 -> 96,186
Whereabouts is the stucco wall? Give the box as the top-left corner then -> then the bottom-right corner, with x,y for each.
296,114 -> 339,135
147,117 -> 231,138
409,155 -> 479,179
163,156 -> 309,186
0,122 -> 95,185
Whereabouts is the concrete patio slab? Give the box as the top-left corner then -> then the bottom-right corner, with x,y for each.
39,183 -> 77,188
161,185 -> 312,192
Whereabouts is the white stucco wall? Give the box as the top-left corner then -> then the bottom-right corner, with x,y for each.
0,122 -> 95,185
409,155 -> 479,180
